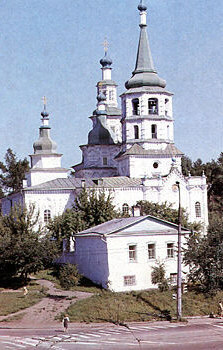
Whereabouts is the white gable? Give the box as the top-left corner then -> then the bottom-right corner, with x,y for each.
120,217 -> 179,234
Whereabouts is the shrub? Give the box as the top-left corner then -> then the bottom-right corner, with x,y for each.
151,263 -> 169,292
58,264 -> 81,289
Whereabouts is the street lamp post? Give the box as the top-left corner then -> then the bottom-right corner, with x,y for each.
176,181 -> 182,320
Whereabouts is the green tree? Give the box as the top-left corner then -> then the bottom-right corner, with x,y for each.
48,188 -> 119,243
184,217 -> 223,294
151,263 -> 169,292
74,188 -> 118,227
0,148 -> 29,195
136,200 -> 200,231
0,204 -> 58,283
47,209 -> 86,248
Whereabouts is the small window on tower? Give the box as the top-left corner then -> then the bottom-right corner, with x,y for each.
132,98 -> 139,115
103,157 -> 108,166
151,124 -> 157,139
134,125 -> 139,139
109,91 -> 114,100
195,202 -> 201,218
165,98 -> 169,116
148,98 -> 158,115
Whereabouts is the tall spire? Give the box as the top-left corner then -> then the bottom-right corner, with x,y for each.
125,1 -> 166,89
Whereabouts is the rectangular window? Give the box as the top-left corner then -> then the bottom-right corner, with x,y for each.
129,245 -> 137,262
167,243 -> 174,258
148,243 -> 156,259
170,273 -> 177,284
109,90 -> 114,100
124,275 -> 136,286
103,157 -> 108,166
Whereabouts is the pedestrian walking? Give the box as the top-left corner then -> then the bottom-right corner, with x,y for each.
63,315 -> 70,332
23,286 -> 28,296
218,301 -> 223,317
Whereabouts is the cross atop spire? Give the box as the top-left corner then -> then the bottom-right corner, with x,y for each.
102,37 -> 109,53
42,96 -> 47,108
41,96 -> 49,118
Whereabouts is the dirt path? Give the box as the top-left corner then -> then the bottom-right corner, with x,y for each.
0,279 -> 92,328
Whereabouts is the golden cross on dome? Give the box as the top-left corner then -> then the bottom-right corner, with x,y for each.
42,96 -> 47,108
103,37 -> 109,53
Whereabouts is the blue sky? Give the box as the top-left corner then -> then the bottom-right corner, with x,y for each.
0,0 -> 222,168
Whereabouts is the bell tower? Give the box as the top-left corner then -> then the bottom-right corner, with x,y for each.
116,1 -> 183,178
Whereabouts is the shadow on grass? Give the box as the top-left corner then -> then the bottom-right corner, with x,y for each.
0,277 -> 29,290
46,294 -> 68,300
134,294 -> 172,321
78,276 -> 103,290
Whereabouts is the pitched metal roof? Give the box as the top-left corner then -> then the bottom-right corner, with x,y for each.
115,144 -> 184,159
24,176 -> 142,191
125,24 -> 166,89
74,215 -> 190,237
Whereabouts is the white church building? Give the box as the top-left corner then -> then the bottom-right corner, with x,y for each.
2,1 -> 208,233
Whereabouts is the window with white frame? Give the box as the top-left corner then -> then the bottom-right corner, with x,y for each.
124,275 -> 136,286
122,203 -> 129,215
148,243 -> 156,259
132,98 -> 139,115
167,243 -> 174,258
109,90 -> 114,100
148,98 -> 158,115
151,124 -> 157,139
44,209 -> 51,223
129,245 -> 137,262
170,273 -> 177,284
195,202 -> 201,218
134,125 -> 139,139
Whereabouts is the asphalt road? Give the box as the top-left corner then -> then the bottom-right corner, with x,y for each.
0,318 -> 222,349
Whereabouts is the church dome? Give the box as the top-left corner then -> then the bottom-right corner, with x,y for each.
100,52 -> 112,68
138,2 -> 147,11
88,117 -> 115,145
97,92 -> 106,102
33,127 -> 58,154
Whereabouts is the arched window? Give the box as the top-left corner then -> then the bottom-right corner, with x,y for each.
165,98 -> 169,116
134,125 -> 139,139
122,203 -> 129,215
167,125 -> 170,139
148,98 -> 158,115
44,209 -> 51,223
195,202 -> 201,218
151,124 -> 157,139
132,98 -> 139,115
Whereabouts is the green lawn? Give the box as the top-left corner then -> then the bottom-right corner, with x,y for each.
64,289 -> 223,323
0,282 -> 47,316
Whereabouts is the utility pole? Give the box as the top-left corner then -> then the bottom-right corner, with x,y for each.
176,181 -> 182,320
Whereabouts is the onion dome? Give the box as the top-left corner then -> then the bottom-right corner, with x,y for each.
88,117 -> 114,145
97,92 -> 106,102
33,108 -> 57,154
41,107 -> 49,118
138,1 -> 147,11
100,52 -> 112,68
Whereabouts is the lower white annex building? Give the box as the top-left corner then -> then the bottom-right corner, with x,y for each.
65,215 -> 190,292
2,3 -> 208,234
